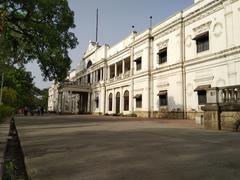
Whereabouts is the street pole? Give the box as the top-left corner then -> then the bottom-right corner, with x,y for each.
0,73 -> 4,105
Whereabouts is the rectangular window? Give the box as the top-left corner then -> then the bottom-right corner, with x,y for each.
194,32 -> 209,53
135,94 -> 142,108
117,61 -> 122,76
198,91 -> 207,105
124,57 -> 131,73
158,48 -> 167,64
95,97 -> 99,108
135,57 -> 142,71
97,69 -> 101,81
87,74 -> 91,84
158,91 -> 168,106
110,65 -> 115,79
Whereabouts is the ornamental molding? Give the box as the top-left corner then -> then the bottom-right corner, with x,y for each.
133,38 -> 149,49
184,0 -> 222,26
154,23 -> 181,41
185,46 -> 240,67
213,22 -> 223,37
185,35 -> 192,48
134,49 -> 143,57
193,21 -> 212,36
134,88 -> 144,92
156,39 -> 169,50
156,83 -> 170,89
194,76 -> 214,83
185,0 -> 239,27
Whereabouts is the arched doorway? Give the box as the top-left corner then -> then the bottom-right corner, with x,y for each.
116,92 -> 120,114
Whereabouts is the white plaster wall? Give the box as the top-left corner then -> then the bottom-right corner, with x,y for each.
185,8 -> 226,60
153,70 -> 183,111
185,57 -> 230,110
133,76 -> 149,112
232,0 -> 240,46
107,35 -> 133,57
107,50 -> 131,66
153,29 -> 181,69
133,41 -> 149,73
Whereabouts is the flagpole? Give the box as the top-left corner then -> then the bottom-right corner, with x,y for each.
96,8 -> 98,43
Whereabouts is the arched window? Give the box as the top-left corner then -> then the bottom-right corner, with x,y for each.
87,60 -> 92,69
116,92 -> 120,114
124,90 -> 129,111
109,93 -> 113,111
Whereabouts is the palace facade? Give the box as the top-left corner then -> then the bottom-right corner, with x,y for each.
48,0 -> 240,119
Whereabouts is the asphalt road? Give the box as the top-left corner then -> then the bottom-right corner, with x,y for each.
15,115 -> 240,180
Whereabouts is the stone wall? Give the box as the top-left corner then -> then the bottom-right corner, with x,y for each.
221,112 -> 240,131
203,111 -> 219,130
153,111 -> 184,119
134,111 -> 149,118
202,105 -> 240,132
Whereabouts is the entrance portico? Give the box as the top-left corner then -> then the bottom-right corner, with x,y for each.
58,83 -> 92,114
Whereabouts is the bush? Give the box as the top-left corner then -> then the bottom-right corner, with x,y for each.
0,105 -> 15,122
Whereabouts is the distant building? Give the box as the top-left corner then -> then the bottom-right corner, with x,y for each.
48,0 -> 240,119
48,82 -> 59,112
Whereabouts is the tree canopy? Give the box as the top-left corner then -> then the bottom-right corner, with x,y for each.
0,0 -> 78,82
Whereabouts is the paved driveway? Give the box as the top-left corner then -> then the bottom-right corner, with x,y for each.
15,115 -> 240,180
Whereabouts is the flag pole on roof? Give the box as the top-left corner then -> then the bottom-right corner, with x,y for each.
96,8 -> 99,43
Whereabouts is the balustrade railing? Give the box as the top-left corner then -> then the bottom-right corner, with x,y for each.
218,85 -> 240,104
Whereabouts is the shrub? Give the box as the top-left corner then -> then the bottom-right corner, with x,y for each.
0,105 -> 15,122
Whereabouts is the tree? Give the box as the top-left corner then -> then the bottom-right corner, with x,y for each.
2,87 -> 17,106
0,0 -> 78,82
1,66 -> 36,108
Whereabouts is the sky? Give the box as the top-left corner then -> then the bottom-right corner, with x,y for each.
27,0 -> 194,89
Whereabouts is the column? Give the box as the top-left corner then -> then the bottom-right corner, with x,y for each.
237,89 -> 240,103
123,60 -> 125,75
69,91 -> 72,113
115,63 -> 117,77
101,67 -> 104,80
87,92 -> 91,113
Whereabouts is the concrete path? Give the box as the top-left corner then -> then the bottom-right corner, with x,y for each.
15,115 -> 240,180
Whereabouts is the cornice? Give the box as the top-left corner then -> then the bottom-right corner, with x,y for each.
184,46 -> 240,67
183,0 -> 238,27
152,63 -> 182,75
153,20 -> 182,41
107,47 -> 131,61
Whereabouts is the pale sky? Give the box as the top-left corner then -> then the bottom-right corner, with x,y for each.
27,0 -> 194,89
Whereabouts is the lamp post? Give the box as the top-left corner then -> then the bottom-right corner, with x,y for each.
0,73 -> 4,105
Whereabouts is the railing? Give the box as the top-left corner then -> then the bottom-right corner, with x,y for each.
219,85 -> 240,104
59,81 -> 91,90
108,71 -> 131,83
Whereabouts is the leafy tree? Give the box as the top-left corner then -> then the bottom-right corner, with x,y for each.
1,66 -> 35,108
0,0 -> 78,82
2,87 -> 17,106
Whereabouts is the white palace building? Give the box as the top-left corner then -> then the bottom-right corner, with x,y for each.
48,0 -> 240,120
